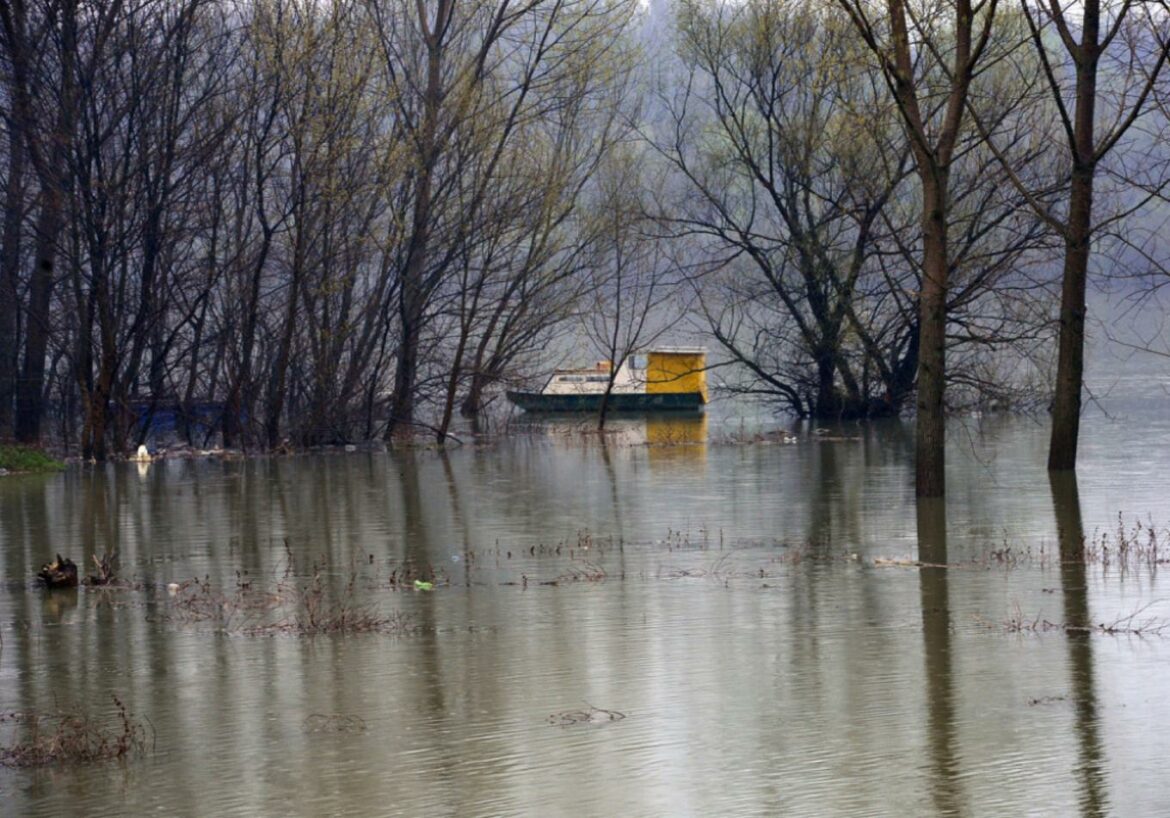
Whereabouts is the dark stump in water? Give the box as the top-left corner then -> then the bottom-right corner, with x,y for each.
37,555 -> 79,589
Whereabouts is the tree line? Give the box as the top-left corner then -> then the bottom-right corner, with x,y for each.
2,0 -> 1168,496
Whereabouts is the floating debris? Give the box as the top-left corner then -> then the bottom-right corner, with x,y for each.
547,704 -> 626,727
37,555 -> 78,588
86,551 -> 118,586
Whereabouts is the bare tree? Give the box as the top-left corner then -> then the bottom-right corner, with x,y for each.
1013,1 -> 1170,471
660,0 -> 1053,427
0,0 -> 89,444
580,144 -> 684,429
371,0 -> 638,439
660,0 -> 915,419
61,0 -> 234,458
837,0 -> 1001,497
0,95 -> 26,438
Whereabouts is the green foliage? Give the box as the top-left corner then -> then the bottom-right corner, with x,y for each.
0,445 -> 64,474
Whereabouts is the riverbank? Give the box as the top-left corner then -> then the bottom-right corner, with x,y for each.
0,445 -> 64,475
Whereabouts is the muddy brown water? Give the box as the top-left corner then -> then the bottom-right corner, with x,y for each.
2,385 -> 1170,814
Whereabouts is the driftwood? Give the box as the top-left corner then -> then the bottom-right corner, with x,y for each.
86,551 -> 118,586
37,555 -> 78,588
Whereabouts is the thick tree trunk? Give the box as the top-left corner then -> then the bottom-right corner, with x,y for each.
15,192 -> 64,443
1049,470 -> 1085,565
80,257 -> 118,460
384,156 -> 432,439
813,354 -> 840,419
1047,172 -> 1092,471
223,238 -> 269,449
916,179 -> 949,498
0,123 -> 23,439
386,299 -> 422,438
83,359 -> 114,462
12,0 -> 77,445
1048,42 -> 1098,472
461,371 -> 486,418
385,2 -> 448,440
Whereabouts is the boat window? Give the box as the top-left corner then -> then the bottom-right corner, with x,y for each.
586,375 -> 609,382
631,355 -> 648,370
559,375 -> 584,383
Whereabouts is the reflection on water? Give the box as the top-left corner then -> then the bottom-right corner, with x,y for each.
917,499 -> 960,816
2,413 -> 1170,815
1051,472 -> 1106,817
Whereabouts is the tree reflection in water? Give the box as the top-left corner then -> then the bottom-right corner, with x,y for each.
1050,471 -> 1107,817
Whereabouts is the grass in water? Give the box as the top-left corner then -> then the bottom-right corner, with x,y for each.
0,445 -> 64,474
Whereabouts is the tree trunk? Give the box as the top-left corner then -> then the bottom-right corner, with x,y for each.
386,298 -> 423,438
1048,41 -> 1098,472
222,237 -> 270,449
459,301 -> 509,418
597,384 -> 613,431
12,0 -> 77,445
813,353 -> 839,419
15,190 -> 64,444
437,325 -> 469,444
1047,171 -> 1092,471
384,163 -> 431,439
461,371 -> 486,419
264,261 -> 302,449
0,121 -> 23,439
385,2 -> 449,440
84,357 -> 115,462
915,178 -> 949,498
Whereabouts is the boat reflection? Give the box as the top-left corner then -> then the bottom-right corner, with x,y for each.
516,411 -> 708,466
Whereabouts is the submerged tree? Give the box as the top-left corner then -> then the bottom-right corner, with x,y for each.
1013,1 -> 1170,471
837,0 -> 1001,496
662,0 -> 919,419
581,143 -> 683,430
371,0 -> 638,439
0,0 -> 84,444
661,0 -> 1053,432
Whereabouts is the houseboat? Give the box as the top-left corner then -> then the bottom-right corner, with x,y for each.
507,347 -> 707,412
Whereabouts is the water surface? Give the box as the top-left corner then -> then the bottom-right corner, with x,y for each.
2,393 -> 1170,815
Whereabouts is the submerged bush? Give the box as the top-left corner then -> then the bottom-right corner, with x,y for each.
0,445 -> 64,474
0,696 -> 149,767
167,568 -> 418,636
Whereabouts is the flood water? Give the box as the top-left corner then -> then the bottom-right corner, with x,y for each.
3,353 -> 1170,815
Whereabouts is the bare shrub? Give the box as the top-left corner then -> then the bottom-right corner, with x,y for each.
986,601 -> 1170,636
0,696 -> 149,767
1083,515 -> 1170,573
166,567 -> 417,636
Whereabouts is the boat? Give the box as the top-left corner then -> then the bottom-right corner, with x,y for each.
507,347 -> 707,412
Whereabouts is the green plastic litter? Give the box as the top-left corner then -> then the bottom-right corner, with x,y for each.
413,580 -> 434,591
